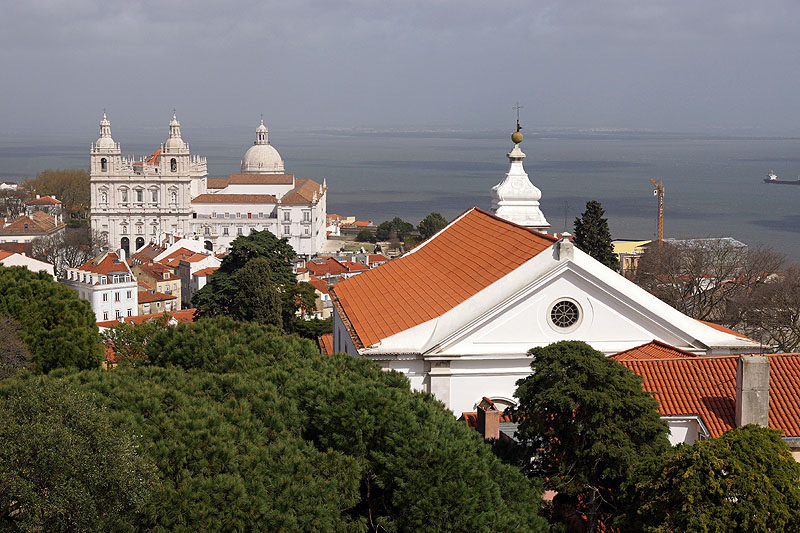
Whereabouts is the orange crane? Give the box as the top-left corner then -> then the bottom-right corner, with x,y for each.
650,178 -> 664,254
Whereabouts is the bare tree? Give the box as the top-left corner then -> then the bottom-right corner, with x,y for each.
30,227 -> 108,278
632,240 -> 785,323
727,266 -> 800,352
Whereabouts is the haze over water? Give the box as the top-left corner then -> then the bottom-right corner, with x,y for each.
2,126 -> 800,261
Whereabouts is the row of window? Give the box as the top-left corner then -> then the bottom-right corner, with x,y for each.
100,157 -> 178,173
103,309 -> 133,320
102,290 -> 134,302
199,225 -> 312,237
99,189 -> 179,205
69,272 -> 132,284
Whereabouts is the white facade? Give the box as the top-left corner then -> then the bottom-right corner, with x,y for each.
90,115 -> 326,257
0,252 -> 56,278
89,113 -> 208,257
63,252 -> 139,321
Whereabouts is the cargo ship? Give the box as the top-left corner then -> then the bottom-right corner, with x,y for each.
764,171 -> 800,185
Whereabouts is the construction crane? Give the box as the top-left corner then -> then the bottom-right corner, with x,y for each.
650,178 -> 664,254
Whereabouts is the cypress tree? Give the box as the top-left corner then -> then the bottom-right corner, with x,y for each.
573,200 -> 620,270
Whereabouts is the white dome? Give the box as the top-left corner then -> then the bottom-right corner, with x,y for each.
164,112 -> 186,151
95,112 -> 116,149
241,144 -> 285,174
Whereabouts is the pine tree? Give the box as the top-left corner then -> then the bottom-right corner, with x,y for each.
573,200 -> 620,270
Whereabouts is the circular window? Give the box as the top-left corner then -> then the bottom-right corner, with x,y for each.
550,300 -> 580,329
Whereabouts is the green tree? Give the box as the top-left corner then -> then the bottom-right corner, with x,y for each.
511,341 -> 669,531
25,169 -> 91,219
0,266 -> 103,373
291,316 -> 332,340
192,230 -> 295,320
573,200 -> 620,270
47,317 -> 548,531
417,212 -> 448,240
356,228 -> 375,242
375,217 -> 415,241
0,379 -> 154,531
0,315 -> 32,380
231,257 -> 282,326
101,313 -> 172,365
621,425 -> 800,532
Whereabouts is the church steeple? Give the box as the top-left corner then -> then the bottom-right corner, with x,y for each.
490,119 -> 550,232
255,118 -> 269,145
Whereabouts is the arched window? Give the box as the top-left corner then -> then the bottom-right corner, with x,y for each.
101,158 -> 107,172
100,191 -> 108,204
151,189 -> 159,203
136,224 -> 143,234
170,158 -> 177,172
120,188 -> 128,203
170,190 -> 177,204
204,240 -> 213,251
135,237 -> 145,250
120,237 -> 130,256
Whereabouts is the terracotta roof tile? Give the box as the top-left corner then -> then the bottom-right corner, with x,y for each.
610,340 -> 699,361
193,266 -> 218,277
332,207 -> 558,348
137,290 -> 177,303
25,196 -> 61,205
282,178 -> 323,205
318,333 -> 333,355
191,193 -> 278,204
97,309 -> 195,329
0,213 -> 62,235
619,352 -> 800,438
78,252 -> 130,275
0,250 -> 15,261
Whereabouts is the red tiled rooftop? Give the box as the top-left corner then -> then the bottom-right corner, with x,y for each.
307,275 -> 330,294
318,333 -> 333,355
207,174 -> 295,189
282,178 -> 323,205
0,250 -> 15,261
78,252 -> 130,276
306,257 -> 350,277
609,340 -> 699,361
619,352 -> 800,438
137,290 -> 177,303
25,196 -> 61,205
97,309 -> 196,329
193,266 -> 218,277
332,207 -> 558,348
191,193 -> 278,204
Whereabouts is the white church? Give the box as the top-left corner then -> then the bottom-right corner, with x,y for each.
90,113 -> 327,257
330,127 -> 760,416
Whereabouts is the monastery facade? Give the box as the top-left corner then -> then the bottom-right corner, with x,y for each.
90,114 -> 326,257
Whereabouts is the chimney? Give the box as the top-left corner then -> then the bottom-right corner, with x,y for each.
735,355 -> 770,427
117,248 -> 126,262
555,235 -> 573,261
476,397 -> 500,441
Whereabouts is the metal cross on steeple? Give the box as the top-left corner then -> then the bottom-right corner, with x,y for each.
513,102 -> 524,132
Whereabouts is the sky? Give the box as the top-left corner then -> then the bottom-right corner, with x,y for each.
2,0 -> 800,135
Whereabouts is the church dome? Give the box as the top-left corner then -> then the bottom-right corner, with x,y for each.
95,112 -> 116,149
164,113 -> 186,151
240,120 -> 285,174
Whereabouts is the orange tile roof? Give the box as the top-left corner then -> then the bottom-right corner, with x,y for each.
282,178 -> 323,205
610,340 -> 699,361
307,275 -> 331,294
25,196 -> 61,205
193,266 -> 218,277
306,257 -> 350,277
191,193 -> 278,204
619,353 -> 800,438
0,213 -> 62,235
133,263 -> 174,281
78,252 -> 130,275
0,250 -> 15,261
331,207 -> 558,348
368,254 -> 389,263
353,220 -> 372,227
318,333 -> 333,355
206,178 -> 229,189
697,319 -> 755,342
137,290 -> 177,303
160,247 -> 195,262
97,308 -> 195,329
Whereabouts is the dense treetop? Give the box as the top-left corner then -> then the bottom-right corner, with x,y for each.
25,169 -> 91,220
573,200 -> 619,270
2,318 -> 546,532
621,425 -> 800,532
511,341 -> 669,530
0,266 -> 103,373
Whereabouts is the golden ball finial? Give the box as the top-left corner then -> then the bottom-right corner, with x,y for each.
511,131 -> 523,144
